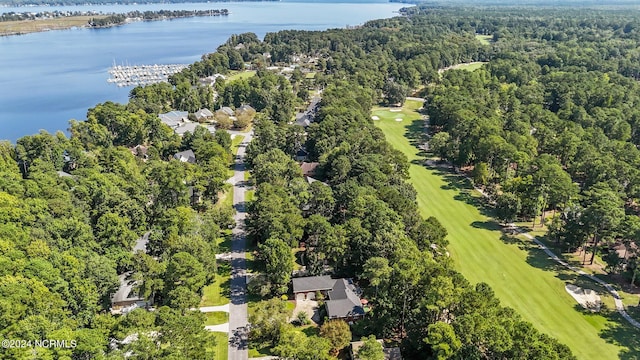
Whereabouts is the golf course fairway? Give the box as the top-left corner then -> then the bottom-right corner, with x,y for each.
373,100 -> 638,360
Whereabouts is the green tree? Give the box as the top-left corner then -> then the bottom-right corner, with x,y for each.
248,298 -> 290,346
424,322 -> 462,360
582,185 -> 624,265
258,238 -> 294,295
357,335 -> 384,360
495,192 -> 521,225
320,320 -> 352,355
429,132 -> 451,161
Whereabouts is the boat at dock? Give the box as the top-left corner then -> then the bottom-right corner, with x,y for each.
107,62 -> 188,87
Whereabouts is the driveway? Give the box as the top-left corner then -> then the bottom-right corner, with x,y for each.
292,299 -> 320,325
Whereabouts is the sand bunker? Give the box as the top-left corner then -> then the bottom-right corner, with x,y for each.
565,284 -> 601,312
389,108 -> 402,112
371,115 -> 380,120
395,118 -> 403,122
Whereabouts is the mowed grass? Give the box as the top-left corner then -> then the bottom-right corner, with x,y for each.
227,70 -> 257,82
232,135 -> 245,156
204,311 -> 229,326
373,100 -> 635,360
476,34 -> 493,45
200,263 -> 231,307
211,332 -> 228,360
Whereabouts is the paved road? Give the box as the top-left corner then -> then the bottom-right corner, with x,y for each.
228,131 -> 253,360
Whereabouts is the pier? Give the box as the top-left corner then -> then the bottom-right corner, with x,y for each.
107,63 -> 188,87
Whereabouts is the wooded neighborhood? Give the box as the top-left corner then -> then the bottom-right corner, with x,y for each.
1,3 -> 640,360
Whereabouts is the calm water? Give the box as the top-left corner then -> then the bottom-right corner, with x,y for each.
0,1 -> 406,142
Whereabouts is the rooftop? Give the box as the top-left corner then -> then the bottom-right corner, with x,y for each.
174,149 -> 196,163
159,111 -> 189,128
292,275 -> 335,293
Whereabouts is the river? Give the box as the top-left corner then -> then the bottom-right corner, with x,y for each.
0,1 -> 406,142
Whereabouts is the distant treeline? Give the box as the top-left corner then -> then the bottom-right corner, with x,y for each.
88,9 -> 228,27
1,10 -> 99,21
391,0 -> 640,5
0,0 -> 275,6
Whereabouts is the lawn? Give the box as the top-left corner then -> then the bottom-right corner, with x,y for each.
211,332 -> 228,360
449,62 -> 486,72
227,70 -> 256,82
475,34 -> 493,45
204,311 -> 229,326
200,262 -> 231,307
232,135 -> 245,156
373,100 -> 636,360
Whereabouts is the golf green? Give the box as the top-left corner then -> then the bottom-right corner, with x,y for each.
373,100 -> 636,360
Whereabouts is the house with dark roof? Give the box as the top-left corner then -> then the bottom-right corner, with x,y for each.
174,149 -> 196,164
111,232 -> 151,315
111,272 -> 148,315
296,148 -> 308,162
292,276 -> 365,322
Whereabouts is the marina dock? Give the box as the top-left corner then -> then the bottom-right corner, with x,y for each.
107,63 -> 188,87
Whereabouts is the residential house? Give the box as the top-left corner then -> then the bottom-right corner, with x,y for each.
111,272 -> 148,315
174,122 -> 200,137
159,110 -> 209,136
56,170 -> 73,178
194,108 -> 214,122
295,148 -> 308,162
199,73 -> 226,87
236,104 -> 255,115
220,106 -> 235,117
300,162 -> 320,177
111,233 -> 151,315
174,149 -> 196,164
292,276 -> 365,322
350,340 -> 403,360
159,111 -> 189,129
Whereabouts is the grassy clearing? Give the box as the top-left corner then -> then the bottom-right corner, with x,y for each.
211,332 -> 228,360
305,71 -> 317,79
450,62 -> 486,72
245,189 -> 255,202
0,16 -> 102,36
476,34 -> 493,45
232,135 -> 245,156
216,187 -> 234,211
204,312 -> 229,326
200,262 -> 231,307
373,101 -> 636,360
227,70 -> 256,82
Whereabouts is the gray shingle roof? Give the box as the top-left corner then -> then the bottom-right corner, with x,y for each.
112,272 -> 144,303
159,111 -> 189,128
292,275 -> 335,293
293,276 -> 364,319
174,149 -> 196,163
326,279 -> 365,319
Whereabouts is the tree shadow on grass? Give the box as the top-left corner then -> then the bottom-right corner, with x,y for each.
599,312 -> 640,360
403,118 -> 428,150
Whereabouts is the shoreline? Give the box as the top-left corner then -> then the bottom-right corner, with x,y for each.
0,15 -> 100,35
0,10 -> 228,36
